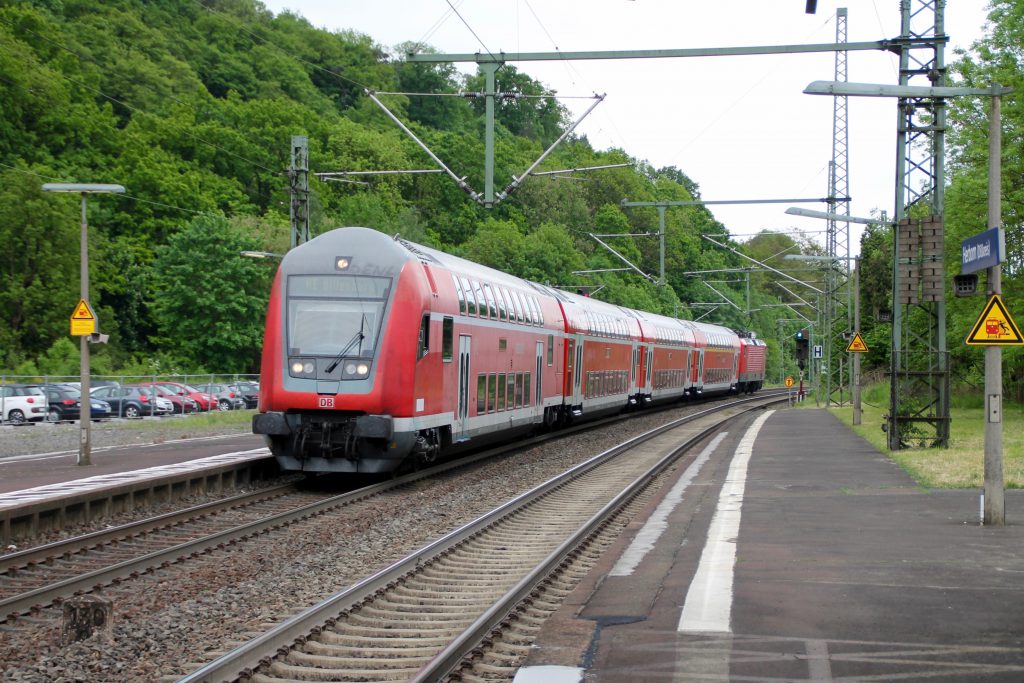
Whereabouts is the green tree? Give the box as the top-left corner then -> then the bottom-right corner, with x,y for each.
148,215 -> 273,373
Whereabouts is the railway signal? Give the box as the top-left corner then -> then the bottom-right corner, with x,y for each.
794,330 -> 809,370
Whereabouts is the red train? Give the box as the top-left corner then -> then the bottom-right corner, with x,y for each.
253,227 -> 766,474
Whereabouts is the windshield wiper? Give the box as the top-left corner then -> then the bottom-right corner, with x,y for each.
325,315 -> 367,374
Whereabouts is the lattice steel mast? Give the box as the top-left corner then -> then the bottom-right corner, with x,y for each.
825,7 -> 852,407
888,0 -> 950,448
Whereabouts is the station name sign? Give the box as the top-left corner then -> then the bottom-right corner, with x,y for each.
961,227 -> 1004,274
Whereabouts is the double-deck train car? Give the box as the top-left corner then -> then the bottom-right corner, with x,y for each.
254,227 -> 767,474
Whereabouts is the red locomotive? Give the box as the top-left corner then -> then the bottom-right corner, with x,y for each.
254,227 -> 767,474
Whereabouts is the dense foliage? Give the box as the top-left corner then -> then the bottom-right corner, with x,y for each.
0,0 -> 1016,392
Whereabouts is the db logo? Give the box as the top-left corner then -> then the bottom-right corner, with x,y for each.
318,397 -> 335,408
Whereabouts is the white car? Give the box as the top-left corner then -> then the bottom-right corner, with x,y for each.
0,385 -> 48,424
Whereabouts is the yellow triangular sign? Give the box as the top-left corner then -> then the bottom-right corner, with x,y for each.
71,299 -> 95,321
966,293 -> 1024,345
846,332 -> 868,353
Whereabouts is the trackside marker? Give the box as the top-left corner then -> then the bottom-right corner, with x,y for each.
678,410 -> 773,633
609,432 -> 728,576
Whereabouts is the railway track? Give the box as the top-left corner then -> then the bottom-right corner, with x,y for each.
0,484 -> 325,621
181,394 -> 785,683
0,391 -> 785,628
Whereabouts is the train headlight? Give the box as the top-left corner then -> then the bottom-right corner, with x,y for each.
289,358 -> 316,378
341,360 -> 372,379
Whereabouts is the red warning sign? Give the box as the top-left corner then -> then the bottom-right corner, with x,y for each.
966,294 -> 1023,346
846,333 -> 868,353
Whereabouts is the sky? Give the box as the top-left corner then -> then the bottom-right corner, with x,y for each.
259,0 -> 991,254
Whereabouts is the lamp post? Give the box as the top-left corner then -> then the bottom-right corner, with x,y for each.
41,183 -> 125,466
803,80 -> 1012,525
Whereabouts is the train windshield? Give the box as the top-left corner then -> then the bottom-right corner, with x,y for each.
286,275 -> 391,357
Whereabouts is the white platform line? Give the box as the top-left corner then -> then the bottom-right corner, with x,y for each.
678,410 -> 773,633
609,432 -> 728,577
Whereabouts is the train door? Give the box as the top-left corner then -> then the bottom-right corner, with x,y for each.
572,335 -> 584,410
683,350 -> 692,391
565,338 -> 575,397
630,343 -> 639,397
535,341 -> 544,408
455,335 -> 471,442
645,347 -> 654,397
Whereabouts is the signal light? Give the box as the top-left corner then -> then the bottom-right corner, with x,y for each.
795,330 -> 810,370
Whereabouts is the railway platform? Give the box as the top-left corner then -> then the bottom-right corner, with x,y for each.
0,434 -> 272,543
518,407 -> 1024,682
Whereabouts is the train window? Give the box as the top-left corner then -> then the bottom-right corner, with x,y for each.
488,373 -> 497,412
461,276 -> 477,316
453,275 -> 466,315
515,372 -> 524,406
497,374 -> 506,411
521,292 -> 533,324
442,317 -> 453,362
496,287 -> 508,321
418,314 -> 430,358
547,335 -> 554,365
472,280 -> 486,318
483,283 -> 498,319
533,296 -> 544,325
499,338 -> 507,352
477,375 -> 486,414
507,373 -> 515,407
523,372 -> 531,405
510,290 -> 524,323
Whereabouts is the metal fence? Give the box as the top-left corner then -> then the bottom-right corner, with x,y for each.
0,374 -> 260,423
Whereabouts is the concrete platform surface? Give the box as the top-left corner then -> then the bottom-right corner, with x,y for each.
521,408 -> 1024,682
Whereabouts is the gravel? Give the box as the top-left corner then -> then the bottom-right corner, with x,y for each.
0,404 -> 704,682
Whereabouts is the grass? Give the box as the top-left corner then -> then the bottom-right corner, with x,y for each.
825,383 -> 1024,489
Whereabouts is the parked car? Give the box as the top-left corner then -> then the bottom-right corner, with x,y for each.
30,384 -> 111,422
152,382 -> 216,412
34,384 -> 82,422
135,383 -> 198,414
227,382 -> 259,409
91,385 -> 174,418
194,383 -> 246,411
0,385 -> 48,424
89,397 -> 112,420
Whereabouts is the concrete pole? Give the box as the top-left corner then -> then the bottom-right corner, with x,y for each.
78,193 -> 92,467
983,91 -> 1004,525
657,205 -> 666,287
483,63 -> 498,207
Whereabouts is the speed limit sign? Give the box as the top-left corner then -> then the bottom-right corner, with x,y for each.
785,376 -> 794,388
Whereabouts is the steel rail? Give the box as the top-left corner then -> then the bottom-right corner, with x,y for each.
179,394 -> 786,683
0,483 -> 299,571
0,391 -> 786,624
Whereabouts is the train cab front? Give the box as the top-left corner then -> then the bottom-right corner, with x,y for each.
254,228 -> 421,474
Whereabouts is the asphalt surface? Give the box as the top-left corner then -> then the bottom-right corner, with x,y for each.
522,408 -> 1024,682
